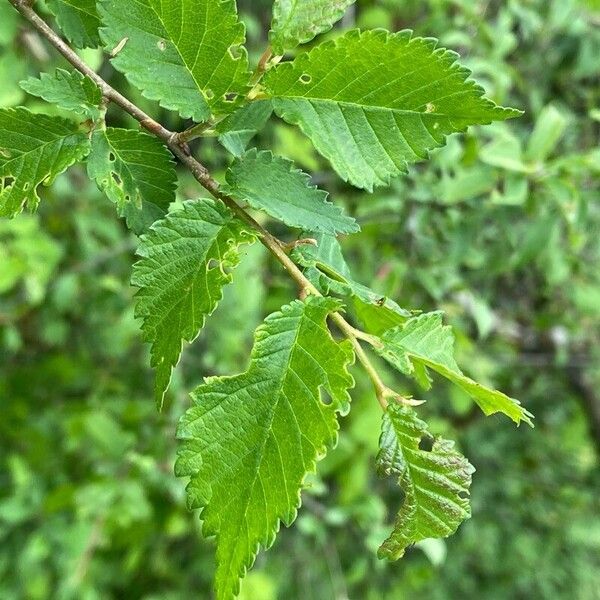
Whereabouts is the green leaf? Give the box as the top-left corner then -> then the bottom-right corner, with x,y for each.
0,107 -> 90,217
20,69 -> 102,120
87,127 -> 177,234
46,0 -> 101,48
176,296 -> 354,600
292,232 -> 411,331
377,404 -> 474,560
131,199 -> 256,409
263,29 -> 521,191
99,0 -> 251,122
0,49 -> 27,108
217,100 -> 273,157
377,312 -> 534,425
525,104 -> 568,163
224,149 -> 359,234
270,0 -> 356,54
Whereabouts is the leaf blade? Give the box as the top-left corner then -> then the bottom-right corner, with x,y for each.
217,100 -> 273,157
225,149 -> 359,234
87,127 -> 177,233
377,312 -> 534,425
20,69 -> 102,120
131,199 -> 257,408
46,0 -> 101,48
292,232 -> 412,330
377,404 -> 474,560
176,296 -> 354,600
264,29 -> 521,190
99,0 -> 251,121
270,0 -> 356,54
0,108 -> 90,216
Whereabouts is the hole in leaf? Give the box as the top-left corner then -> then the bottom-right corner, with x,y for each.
0,148 -> 12,159
418,435 -> 434,452
299,73 -> 312,84
2,176 -> 15,189
23,182 -> 30,191
157,39 -> 167,51
320,389 -> 333,406
204,88 -> 215,100
458,490 -> 469,500
228,44 -> 242,60
109,152 -> 116,162
207,258 -> 219,270
223,93 -> 238,103
111,172 -> 122,185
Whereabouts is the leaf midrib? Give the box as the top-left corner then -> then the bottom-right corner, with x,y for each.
222,307 -> 328,580
271,96 -> 493,120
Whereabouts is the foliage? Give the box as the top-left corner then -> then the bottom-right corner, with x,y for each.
263,29 -> 520,190
1,0 -> 599,599
224,149 -> 359,234
132,199 -> 256,408
86,127 -> 177,233
99,0 -> 251,120
177,296 -> 354,599
376,404 -> 474,560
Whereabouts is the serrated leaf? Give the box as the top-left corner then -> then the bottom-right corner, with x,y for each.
377,312 -> 534,425
263,29 -> 521,191
270,0 -> 356,54
224,149 -> 358,234
132,199 -> 256,409
46,0 -> 101,48
377,404 -> 474,560
87,127 -> 177,234
20,69 -> 102,120
217,100 -> 273,157
293,232 -> 411,330
0,107 -> 90,217
176,296 -> 354,600
99,0 -> 251,122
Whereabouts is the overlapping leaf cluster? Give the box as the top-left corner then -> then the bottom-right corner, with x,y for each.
0,0 -> 532,598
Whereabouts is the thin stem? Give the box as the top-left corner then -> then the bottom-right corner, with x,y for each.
9,0 -> 397,412
249,46 -> 274,87
338,320 -> 390,410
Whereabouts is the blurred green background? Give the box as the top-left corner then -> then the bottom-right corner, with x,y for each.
1,0 -> 599,598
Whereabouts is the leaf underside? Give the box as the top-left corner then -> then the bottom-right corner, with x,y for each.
87,127 -> 177,234
0,107 -> 90,217
176,296 -> 355,600
377,404 -> 474,560
264,29 -> 521,191
377,312 -> 534,425
132,199 -> 256,409
225,149 -> 359,234
99,0 -> 251,122
270,0 -> 356,54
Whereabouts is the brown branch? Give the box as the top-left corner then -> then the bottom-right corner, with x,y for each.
8,0 -> 395,410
